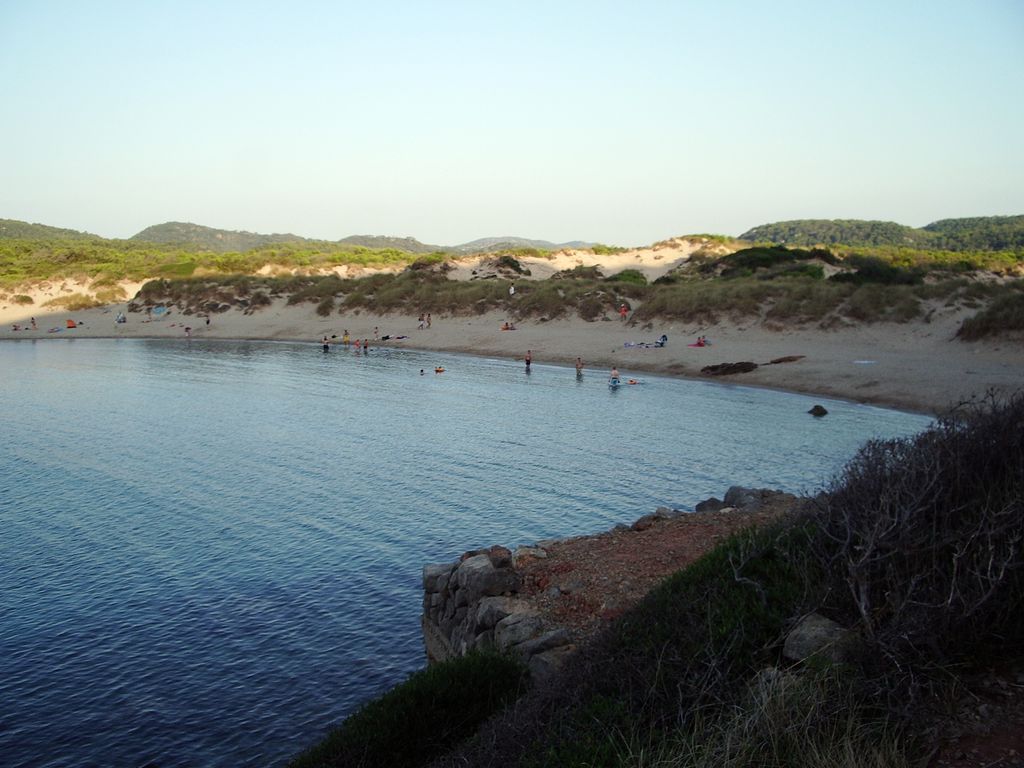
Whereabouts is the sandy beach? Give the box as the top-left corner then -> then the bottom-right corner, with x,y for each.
2,243 -> 1022,415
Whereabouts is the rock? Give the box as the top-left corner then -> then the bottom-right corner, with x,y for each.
486,545 -> 513,569
767,355 -> 805,365
783,613 -> 854,664
654,506 -> 673,517
695,497 -> 724,512
558,577 -> 587,594
631,514 -> 659,531
494,612 -> 544,650
512,546 -> 547,568
513,628 -> 573,659
724,486 -> 767,509
423,563 -> 456,593
808,404 -> 828,417
528,645 -> 577,684
613,523 -> 631,532
473,629 -> 495,650
474,596 -> 516,631
701,361 -> 758,376
456,554 -> 520,600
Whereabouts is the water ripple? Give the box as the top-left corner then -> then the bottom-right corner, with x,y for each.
0,339 -> 930,767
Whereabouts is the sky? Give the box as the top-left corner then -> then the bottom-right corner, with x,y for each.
1,0 -> 1022,246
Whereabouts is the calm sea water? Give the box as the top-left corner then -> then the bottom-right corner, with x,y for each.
0,339 -> 931,767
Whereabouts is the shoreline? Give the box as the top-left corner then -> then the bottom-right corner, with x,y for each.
4,299 -> 1023,415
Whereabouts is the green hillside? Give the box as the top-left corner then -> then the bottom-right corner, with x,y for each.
0,218 -> 98,240
740,216 -> 1024,251
923,215 -> 1024,250
337,235 -> 442,253
130,222 -> 315,252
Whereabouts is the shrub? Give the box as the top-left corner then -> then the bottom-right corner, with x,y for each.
11,294 -> 33,305
289,651 -> 527,768
407,253 -> 448,270
830,255 -> 924,286
814,393 -> 1024,694
577,295 -> 606,321
495,254 -> 527,274
606,268 -> 647,285
316,296 -> 335,316
554,265 -> 603,280
94,286 -> 128,304
590,244 -> 628,255
613,671 -> 910,768
957,290 -> 1024,339
841,284 -> 920,322
42,292 -> 103,311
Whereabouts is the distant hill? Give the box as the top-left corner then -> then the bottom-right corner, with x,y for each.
922,216 -> 1024,250
338,235 -> 443,253
131,222 -> 314,252
0,218 -> 99,240
452,236 -> 594,253
739,216 -> 1024,251
129,222 -> 592,254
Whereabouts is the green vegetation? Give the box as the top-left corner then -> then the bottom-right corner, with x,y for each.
590,243 -> 629,255
0,238 -> 438,288
288,651 -> 526,768
120,244 -> 1023,330
3,225 -> 1023,336
605,268 -> 647,285
957,289 -> 1024,339
740,215 -> 1024,252
0,218 -> 98,240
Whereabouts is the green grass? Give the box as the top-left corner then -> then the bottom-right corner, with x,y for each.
288,651 -> 527,768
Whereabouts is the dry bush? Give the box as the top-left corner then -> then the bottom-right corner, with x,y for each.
815,392 -> 1024,694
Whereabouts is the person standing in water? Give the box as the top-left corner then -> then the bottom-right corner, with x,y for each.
525,350 -> 532,370
322,336 -> 330,352
575,357 -> 584,377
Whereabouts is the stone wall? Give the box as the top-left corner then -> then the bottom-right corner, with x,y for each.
421,544 -> 575,680
421,487 -> 796,680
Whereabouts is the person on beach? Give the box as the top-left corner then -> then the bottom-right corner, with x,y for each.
619,303 -> 628,321
576,357 -> 584,376
30,317 -> 37,330
342,330 -> 350,345
417,314 -> 425,330
509,283 -> 515,297
205,315 -> 210,326
374,326 -> 379,340
185,326 -> 192,338
525,350 -> 532,370
426,314 -> 432,329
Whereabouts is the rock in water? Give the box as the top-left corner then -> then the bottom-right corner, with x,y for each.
808,404 -> 828,417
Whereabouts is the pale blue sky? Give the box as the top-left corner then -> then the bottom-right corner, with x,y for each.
1,0 -> 1022,245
